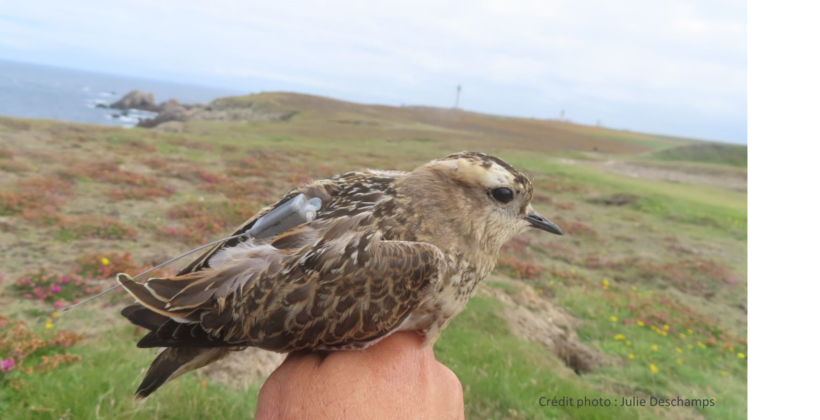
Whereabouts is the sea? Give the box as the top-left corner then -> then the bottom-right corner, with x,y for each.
0,59 -> 240,127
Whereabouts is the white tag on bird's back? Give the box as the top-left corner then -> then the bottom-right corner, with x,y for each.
247,195 -> 322,240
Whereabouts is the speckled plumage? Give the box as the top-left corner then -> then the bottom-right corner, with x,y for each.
118,151 -> 563,398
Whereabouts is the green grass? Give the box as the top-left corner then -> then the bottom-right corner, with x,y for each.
589,132 -> 691,152
652,143 -> 747,168
437,297 -> 645,420
554,286 -> 747,420
508,153 -> 747,240
484,281 -> 520,295
0,326 -> 258,419
513,153 -> 746,211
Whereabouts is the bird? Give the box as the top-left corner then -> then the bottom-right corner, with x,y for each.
116,151 -> 564,398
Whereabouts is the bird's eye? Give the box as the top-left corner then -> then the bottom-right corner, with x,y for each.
490,187 -> 514,204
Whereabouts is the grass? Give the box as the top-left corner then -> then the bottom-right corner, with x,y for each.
1,325 -> 258,419
555,285 -> 747,420
652,143 -> 748,168
0,93 -> 746,419
589,132 -> 690,152
508,153 -> 747,240
438,297 -> 645,420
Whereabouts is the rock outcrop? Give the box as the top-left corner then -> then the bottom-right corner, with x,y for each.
108,90 -> 300,129
136,97 -> 298,129
136,99 -> 192,128
109,90 -> 161,112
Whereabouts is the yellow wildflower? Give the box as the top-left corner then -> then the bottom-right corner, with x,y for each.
549,280 -> 555,285
677,358 -> 684,365
603,279 -> 610,286
737,353 -> 745,359
679,333 -> 686,339
652,344 -> 658,351
687,344 -> 693,349
631,285 -> 637,291
687,329 -> 694,334
663,325 -> 670,331
628,354 -> 635,360
676,348 -> 683,353
610,316 -> 618,322
637,321 -> 645,327
45,323 -> 53,329
614,334 -> 626,340
626,341 -> 631,346
101,257 -> 110,266
650,364 -> 659,373
52,312 -> 61,319
721,371 -> 729,376
698,341 -> 706,349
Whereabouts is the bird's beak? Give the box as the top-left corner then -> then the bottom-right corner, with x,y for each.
524,210 -> 563,235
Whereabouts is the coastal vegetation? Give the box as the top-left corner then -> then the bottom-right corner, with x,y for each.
0,93 -> 746,419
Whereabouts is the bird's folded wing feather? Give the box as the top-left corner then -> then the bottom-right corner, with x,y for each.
119,219 -> 446,352
175,180 -> 337,276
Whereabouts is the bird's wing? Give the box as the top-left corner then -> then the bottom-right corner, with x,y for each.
119,214 -> 446,352
175,180 -> 339,276
174,169 -> 409,276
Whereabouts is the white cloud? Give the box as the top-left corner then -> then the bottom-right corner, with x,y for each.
0,0 -> 746,142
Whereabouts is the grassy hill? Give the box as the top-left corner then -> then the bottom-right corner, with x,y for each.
651,143 -> 747,168
174,92 -> 696,154
0,93 -> 746,419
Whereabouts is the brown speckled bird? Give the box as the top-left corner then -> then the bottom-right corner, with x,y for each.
117,151 -> 563,398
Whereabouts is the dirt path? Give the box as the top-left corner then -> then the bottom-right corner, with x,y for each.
579,158 -> 747,191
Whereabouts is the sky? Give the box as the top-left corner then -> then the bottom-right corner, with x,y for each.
0,0 -> 746,143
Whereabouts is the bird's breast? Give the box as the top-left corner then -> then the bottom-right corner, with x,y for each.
408,260 -> 487,324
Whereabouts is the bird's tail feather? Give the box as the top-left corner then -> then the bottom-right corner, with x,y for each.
136,347 -> 228,399
122,304 -> 230,399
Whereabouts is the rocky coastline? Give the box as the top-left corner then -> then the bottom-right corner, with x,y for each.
99,90 -> 297,130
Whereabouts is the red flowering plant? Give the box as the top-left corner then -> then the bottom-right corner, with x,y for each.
10,266 -> 100,309
76,252 -> 141,279
0,314 -> 84,389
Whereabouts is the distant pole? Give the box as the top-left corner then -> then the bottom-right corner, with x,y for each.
560,109 -> 565,120
454,84 -> 461,109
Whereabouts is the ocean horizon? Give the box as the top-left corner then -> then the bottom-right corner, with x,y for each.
0,59 -> 242,128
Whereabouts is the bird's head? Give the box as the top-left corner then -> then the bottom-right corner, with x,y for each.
404,151 -> 562,253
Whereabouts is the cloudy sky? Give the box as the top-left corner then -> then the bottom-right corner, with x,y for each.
0,0 -> 746,143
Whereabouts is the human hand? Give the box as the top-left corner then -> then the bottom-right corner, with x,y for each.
255,332 -> 465,420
